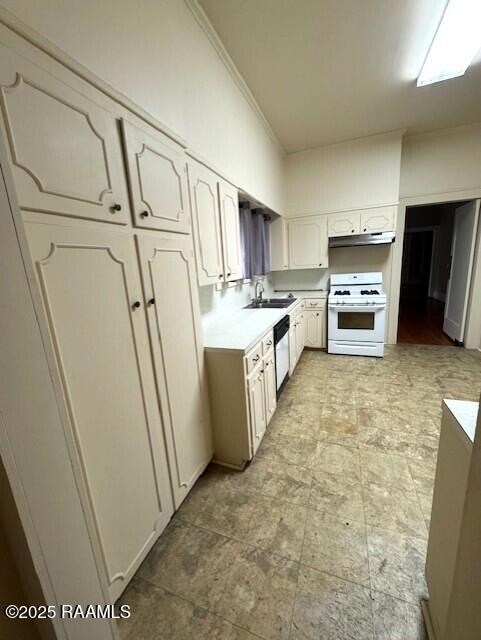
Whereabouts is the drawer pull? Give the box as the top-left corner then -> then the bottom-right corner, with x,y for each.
253,355 -> 260,362
267,340 -> 272,346
132,301 -> 141,310
140,210 -> 149,218
111,203 -> 122,212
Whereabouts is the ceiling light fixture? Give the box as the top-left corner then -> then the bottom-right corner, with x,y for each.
417,0 -> 481,86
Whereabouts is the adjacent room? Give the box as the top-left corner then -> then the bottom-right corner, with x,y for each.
1,2 -> 481,640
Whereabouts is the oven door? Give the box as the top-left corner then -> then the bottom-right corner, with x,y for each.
328,304 -> 385,342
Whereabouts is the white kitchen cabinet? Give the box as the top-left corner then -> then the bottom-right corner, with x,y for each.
289,323 -> 297,376
218,180 -> 243,282
305,309 -> 325,348
263,350 -> 277,424
248,364 -> 267,456
122,119 -> 190,233
289,215 -> 328,269
270,216 -> 289,271
136,233 -> 212,509
188,161 -> 224,285
205,330 -> 277,468
0,55 -> 129,224
327,211 -> 360,237
24,220 -> 174,602
296,310 -> 306,363
189,161 -> 242,285
360,206 -> 395,233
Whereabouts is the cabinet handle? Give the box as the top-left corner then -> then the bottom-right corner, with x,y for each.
140,211 -> 149,218
218,274 -> 223,279
316,313 -> 319,317
227,272 -> 231,277
351,229 -> 355,233
148,298 -> 155,306
267,340 -> 272,346
363,227 -> 367,232
253,355 -> 260,362
319,263 -> 322,266
111,203 -> 122,212
132,301 -> 141,310
260,369 -> 264,374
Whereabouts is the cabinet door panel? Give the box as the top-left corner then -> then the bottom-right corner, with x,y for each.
25,221 -> 173,602
360,207 -> 395,233
296,314 -> 305,362
218,180 -> 242,281
263,353 -> 277,425
327,211 -> 360,237
289,325 -> 296,375
122,120 -> 190,233
137,233 -> 212,508
188,162 -> 223,286
248,368 -> 267,455
0,48 -> 128,223
305,310 -> 323,348
289,216 -> 328,269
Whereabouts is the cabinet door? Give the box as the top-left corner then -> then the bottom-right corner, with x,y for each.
263,352 -> 277,425
296,314 -> 305,362
24,221 -> 174,602
122,119 -> 190,233
218,180 -> 243,281
188,162 -> 224,286
289,215 -> 328,269
0,51 -> 129,224
327,211 -> 361,237
289,325 -> 297,375
270,216 -> 289,271
137,233 -> 213,509
360,206 -> 395,234
248,367 -> 267,455
305,310 -> 323,348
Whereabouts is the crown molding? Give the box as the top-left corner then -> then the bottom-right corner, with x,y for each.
184,0 -> 285,155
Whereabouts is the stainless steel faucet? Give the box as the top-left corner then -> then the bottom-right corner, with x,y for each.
254,280 -> 264,303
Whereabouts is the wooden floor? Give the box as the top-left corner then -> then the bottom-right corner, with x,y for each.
398,297 -> 455,346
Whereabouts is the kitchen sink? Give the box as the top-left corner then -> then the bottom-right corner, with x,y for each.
244,297 -> 296,309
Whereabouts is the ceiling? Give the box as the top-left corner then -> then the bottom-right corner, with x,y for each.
198,0 -> 481,153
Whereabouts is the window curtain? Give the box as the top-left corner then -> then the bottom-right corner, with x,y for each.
239,203 -> 271,278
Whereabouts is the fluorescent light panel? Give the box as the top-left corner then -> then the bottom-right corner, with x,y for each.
417,0 -> 481,86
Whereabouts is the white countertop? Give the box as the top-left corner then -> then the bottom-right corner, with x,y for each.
445,399 -> 479,443
202,292 -> 326,353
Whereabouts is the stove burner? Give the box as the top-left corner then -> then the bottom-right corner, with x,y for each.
361,289 -> 380,295
334,290 -> 351,295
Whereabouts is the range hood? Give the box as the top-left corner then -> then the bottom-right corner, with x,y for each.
329,231 -> 395,249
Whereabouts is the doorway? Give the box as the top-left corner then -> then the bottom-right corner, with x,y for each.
397,200 -> 479,346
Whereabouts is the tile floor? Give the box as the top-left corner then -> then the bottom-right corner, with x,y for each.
119,345 -> 481,640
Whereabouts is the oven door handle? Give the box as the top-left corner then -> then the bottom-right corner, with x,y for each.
328,304 -> 386,311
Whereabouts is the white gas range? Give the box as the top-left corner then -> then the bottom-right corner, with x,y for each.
327,272 -> 386,357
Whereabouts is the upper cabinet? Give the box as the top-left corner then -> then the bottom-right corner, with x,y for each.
328,206 -> 396,238
360,206 -> 396,234
218,181 -> 243,281
0,60 -> 129,224
189,161 -> 224,286
327,211 -> 360,237
189,160 -> 242,285
122,120 -> 190,233
289,215 -> 328,269
270,216 -> 289,271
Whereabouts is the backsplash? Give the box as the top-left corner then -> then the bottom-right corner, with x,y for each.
270,268 -> 329,292
198,276 -> 275,324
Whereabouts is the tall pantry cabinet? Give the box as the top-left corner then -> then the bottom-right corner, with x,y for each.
0,43 -> 212,602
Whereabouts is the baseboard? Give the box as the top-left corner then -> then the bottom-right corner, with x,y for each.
421,599 -> 437,640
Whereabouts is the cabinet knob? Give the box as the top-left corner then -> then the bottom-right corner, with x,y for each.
267,340 -> 272,346
140,211 -> 149,218
227,272 -> 231,277
316,313 -> 319,317
319,263 -> 322,267
218,274 -> 223,279
111,203 -> 122,212
132,301 -> 141,310
148,298 -> 155,306
363,228 -> 367,232
351,229 -> 355,233
253,355 -> 260,362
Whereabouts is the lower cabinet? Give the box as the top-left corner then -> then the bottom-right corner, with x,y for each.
304,299 -> 327,348
24,219 -> 175,602
136,232 -> 213,509
206,330 -> 276,468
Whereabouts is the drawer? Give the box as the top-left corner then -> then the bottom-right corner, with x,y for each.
305,298 -> 325,309
262,331 -> 274,355
245,341 -> 263,374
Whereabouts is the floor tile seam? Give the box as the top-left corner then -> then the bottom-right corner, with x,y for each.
287,508 -> 309,640
365,521 -> 430,545
297,558 -> 371,591
133,574 -> 269,640
358,462 -> 376,632
185,518 -> 305,566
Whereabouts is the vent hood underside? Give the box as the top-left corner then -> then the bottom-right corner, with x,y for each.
329,231 -> 395,248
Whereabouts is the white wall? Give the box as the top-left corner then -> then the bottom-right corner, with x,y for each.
400,124 -> 481,200
0,0 -> 285,213
285,130 -> 403,217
